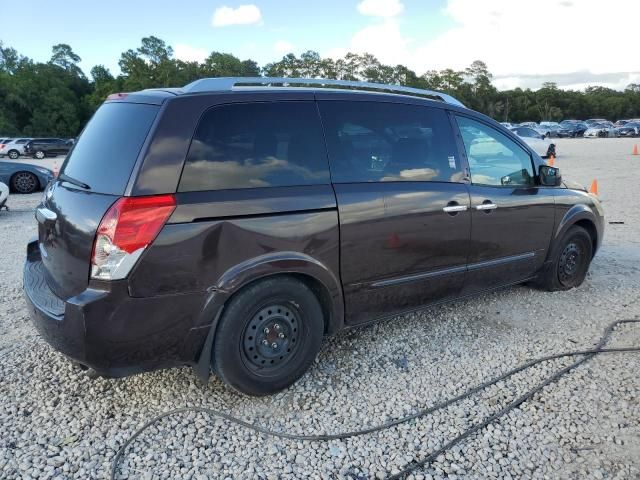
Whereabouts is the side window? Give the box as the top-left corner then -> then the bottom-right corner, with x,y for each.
456,116 -> 535,187
179,102 -> 329,192
318,101 -> 463,183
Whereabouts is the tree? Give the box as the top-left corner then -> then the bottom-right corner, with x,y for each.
0,43 -> 20,73
203,52 -> 246,77
50,44 -> 82,71
85,65 -> 119,109
2,38 -> 640,137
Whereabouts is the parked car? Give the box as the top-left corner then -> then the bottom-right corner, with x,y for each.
0,160 -> 54,193
0,181 -> 8,210
584,123 -> 619,138
23,77 -> 604,396
0,138 -> 33,159
615,121 -> 640,137
553,125 -> 574,137
24,138 -> 73,159
518,121 -> 538,128
0,138 -> 13,149
536,124 -> 571,138
510,126 -> 556,157
614,119 -> 630,128
561,122 -> 589,138
500,122 -> 516,129
585,118 -> 608,126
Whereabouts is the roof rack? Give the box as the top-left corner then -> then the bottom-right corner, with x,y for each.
182,77 -> 465,107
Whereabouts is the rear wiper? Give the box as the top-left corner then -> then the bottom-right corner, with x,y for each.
58,173 -> 91,190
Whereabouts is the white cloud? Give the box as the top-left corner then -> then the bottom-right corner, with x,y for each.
336,0 -> 640,90
349,19 -> 411,65
174,44 -> 208,63
212,4 -> 262,27
357,0 -> 404,17
411,0 -> 640,89
274,40 -> 295,55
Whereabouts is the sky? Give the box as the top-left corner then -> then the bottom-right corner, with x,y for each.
2,0 -> 640,91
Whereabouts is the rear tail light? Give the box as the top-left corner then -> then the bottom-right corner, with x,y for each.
91,194 -> 176,280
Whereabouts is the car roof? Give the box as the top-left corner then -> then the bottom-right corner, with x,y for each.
107,77 -> 468,110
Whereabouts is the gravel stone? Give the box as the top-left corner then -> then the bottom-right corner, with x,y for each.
1,139 -> 640,479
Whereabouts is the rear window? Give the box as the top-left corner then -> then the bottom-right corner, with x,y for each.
178,101 -> 329,192
61,102 -> 158,195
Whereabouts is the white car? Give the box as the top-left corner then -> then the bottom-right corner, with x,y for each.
584,124 -> 619,138
0,138 -> 32,159
0,181 -> 8,210
510,126 -> 555,158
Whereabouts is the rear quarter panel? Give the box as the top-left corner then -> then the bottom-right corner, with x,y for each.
128,185 -> 342,330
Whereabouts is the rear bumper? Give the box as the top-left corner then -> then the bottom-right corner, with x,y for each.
23,239 -> 212,377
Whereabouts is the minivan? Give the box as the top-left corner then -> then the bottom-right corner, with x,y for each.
24,77 -> 604,396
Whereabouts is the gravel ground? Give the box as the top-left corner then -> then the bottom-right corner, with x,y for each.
1,138 -> 639,479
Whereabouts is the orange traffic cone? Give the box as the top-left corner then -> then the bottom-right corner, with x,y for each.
633,144 -> 638,155
548,155 -> 555,167
589,179 -> 598,196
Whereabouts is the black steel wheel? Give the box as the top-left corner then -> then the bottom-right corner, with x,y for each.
212,276 -> 324,396
242,304 -> 301,372
533,225 -> 593,291
8,149 -> 19,160
557,241 -> 587,287
11,171 -> 38,194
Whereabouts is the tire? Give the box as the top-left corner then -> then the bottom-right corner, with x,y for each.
8,150 -> 19,160
546,144 -> 556,157
212,276 -> 325,396
10,171 -> 39,194
34,150 -> 45,159
534,226 -> 593,291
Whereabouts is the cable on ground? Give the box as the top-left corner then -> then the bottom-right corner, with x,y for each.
110,318 -> 640,480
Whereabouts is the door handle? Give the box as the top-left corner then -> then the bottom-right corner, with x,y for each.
476,202 -> 497,211
443,205 -> 468,213
443,201 -> 468,215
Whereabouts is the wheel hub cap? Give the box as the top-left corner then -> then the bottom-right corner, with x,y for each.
243,305 -> 299,369
559,243 -> 582,283
15,173 -> 36,193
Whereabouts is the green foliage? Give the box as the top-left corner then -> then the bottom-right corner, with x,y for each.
1,39 -> 640,137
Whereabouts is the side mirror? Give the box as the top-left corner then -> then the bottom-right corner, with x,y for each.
539,165 -> 562,186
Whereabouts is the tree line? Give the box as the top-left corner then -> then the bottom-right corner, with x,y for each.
1,36 -> 640,137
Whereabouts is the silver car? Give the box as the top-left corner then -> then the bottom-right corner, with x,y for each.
583,123 -> 619,138
0,138 -> 33,159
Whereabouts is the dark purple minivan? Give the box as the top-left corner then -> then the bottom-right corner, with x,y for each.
23,78 -> 604,395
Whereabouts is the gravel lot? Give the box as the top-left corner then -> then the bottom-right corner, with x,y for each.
1,138 -> 639,479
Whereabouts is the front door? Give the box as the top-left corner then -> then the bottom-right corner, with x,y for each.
318,99 -> 471,324
454,115 -> 556,295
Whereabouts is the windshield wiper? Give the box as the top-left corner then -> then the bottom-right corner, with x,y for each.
58,173 -> 91,190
